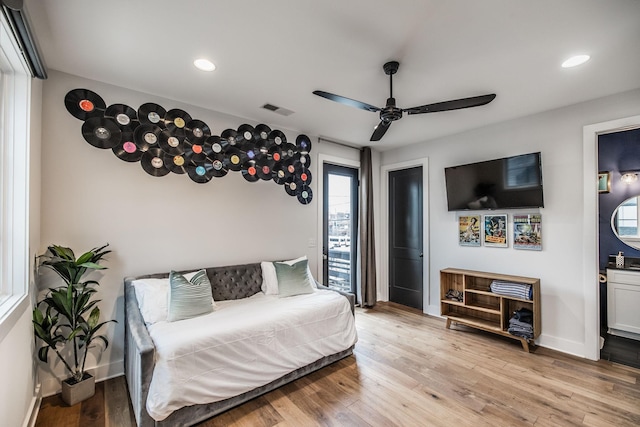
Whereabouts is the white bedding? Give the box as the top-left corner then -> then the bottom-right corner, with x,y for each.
146,289 -> 357,421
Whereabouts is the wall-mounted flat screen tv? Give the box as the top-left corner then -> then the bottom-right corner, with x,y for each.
444,152 -> 544,211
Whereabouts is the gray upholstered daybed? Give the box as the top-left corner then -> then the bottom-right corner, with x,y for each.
124,262 -> 356,427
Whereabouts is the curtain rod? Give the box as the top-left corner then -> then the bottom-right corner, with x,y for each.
317,137 -> 362,151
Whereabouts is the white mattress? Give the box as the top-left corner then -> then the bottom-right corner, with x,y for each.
146,289 -> 357,421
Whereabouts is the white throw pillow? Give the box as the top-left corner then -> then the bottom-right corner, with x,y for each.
261,256 -> 317,295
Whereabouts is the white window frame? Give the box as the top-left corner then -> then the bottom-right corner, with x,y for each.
0,10 -> 31,343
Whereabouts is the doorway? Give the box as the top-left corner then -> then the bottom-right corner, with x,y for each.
388,166 -> 424,310
322,163 -> 358,294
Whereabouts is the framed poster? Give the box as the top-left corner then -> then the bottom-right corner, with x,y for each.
459,215 -> 481,246
513,214 -> 542,251
598,171 -> 610,193
483,214 -> 508,247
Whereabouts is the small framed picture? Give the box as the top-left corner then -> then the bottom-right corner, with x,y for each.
459,215 -> 481,247
483,214 -> 508,248
598,171 -> 610,193
513,214 -> 542,251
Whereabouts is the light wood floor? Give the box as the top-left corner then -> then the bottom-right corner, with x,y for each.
37,302 -> 640,426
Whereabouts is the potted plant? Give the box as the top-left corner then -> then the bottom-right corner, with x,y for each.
32,243 -> 116,406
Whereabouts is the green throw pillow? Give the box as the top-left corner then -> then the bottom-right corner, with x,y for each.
274,259 -> 315,297
167,269 -> 214,322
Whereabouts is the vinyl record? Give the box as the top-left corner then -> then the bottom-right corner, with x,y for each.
283,159 -> 297,177
237,124 -> 255,145
282,142 -> 297,160
138,103 -> 167,127
255,156 -> 274,181
81,117 -> 121,149
241,161 -> 259,182
105,103 -> 138,129
158,129 -> 186,155
166,154 -> 189,174
271,164 -> 288,185
296,134 -> 312,154
187,162 -> 213,183
284,178 -> 298,196
141,148 -> 170,177
209,153 -> 228,178
268,130 -> 286,146
241,141 -> 258,163
225,146 -> 243,171
254,124 -> 272,142
255,136 -> 272,155
184,139 -> 213,163
133,124 -> 162,152
221,128 -> 239,146
293,152 -> 312,168
185,119 -> 211,144
296,168 -> 312,185
112,131 -> 143,162
296,185 -> 313,205
208,135 -> 228,155
164,109 -> 192,134
268,145 -> 283,162
65,89 -> 106,120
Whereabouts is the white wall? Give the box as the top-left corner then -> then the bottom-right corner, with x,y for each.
38,70 -> 356,395
380,88 -> 640,358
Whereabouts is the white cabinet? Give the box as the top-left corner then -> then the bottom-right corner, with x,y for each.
607,269 -> 640,340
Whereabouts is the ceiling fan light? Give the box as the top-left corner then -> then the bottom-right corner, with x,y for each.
194,58 -> 216,72
561,54 -> 590,68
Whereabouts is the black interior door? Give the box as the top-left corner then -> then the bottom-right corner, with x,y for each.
389,166 -> 423,310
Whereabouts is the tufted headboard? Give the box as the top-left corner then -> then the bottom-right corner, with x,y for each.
124,262 -> 263,302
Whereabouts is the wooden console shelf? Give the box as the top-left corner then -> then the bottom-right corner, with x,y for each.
440,268 -> 540,352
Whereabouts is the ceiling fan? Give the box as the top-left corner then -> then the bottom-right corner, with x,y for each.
313,61 -> 496,142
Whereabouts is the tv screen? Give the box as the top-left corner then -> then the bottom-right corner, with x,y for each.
444,152 -> 544,211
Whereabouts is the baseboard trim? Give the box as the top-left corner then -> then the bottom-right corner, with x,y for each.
40,359 -> 124,397
23,384 -> 41,427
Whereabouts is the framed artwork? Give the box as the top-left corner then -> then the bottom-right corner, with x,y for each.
459,215 -> 481,246
483,214 -> 508,247
513,214 -> 542,251
598,171 -> 611,193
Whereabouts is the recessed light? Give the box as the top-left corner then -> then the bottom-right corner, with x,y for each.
194,58 -> 216,72
562,54 -> 590,68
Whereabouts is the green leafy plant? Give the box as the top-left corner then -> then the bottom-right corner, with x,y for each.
32,244 -> 116,383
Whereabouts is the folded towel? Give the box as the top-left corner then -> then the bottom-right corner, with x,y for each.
490,280 -> 533,300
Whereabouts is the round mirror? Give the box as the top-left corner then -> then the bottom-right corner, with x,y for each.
611,196 -> 640,250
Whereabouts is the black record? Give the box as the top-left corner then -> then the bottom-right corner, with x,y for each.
296,134 -> 312,154
254,124 -> 272,142
293,152 -> 312,168
185,119 -> 211,144
138,103 -> 167,127
105,103 -> 138,129
268,130 -> 287,146
221,128 -> 239,146
133,124 -> 162,152
241,161 -> 259,182
255,136 -> 272,155
271,163 -> 288,185
158,129 -> 186,155
112,131 -> 143,162
208,135 -> 228,155
296,168 -> 312,185
209,153 -> 228,178
268,145 -> 283,163
187,162 -> 213,183
141,148 -> 171,177
225,146 -> 243,171
164,109 -> 192,134
284,178 -> 299,196
166,154 -> 189,174
255,156 -> 274,181
82,117 -> 121,149
65,88 -> 106,120
241,141 -> 258,163
184,140 -> 213,163
296,185 -> 313,205
236,124 -> 255,145
282,159 -> 297,177
282,142 -> 297,160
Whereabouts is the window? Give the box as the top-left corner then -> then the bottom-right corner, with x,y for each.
0,10 -> 32,339
617,197 -> 639,237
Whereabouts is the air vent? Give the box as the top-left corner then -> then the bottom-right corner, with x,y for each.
261,103 -> 295,117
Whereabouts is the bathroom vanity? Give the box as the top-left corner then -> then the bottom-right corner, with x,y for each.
607,267 -> 640,341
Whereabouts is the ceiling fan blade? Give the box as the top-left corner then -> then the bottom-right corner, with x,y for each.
404,94 -> 496,115
313,90 -> 381,113
370,120 -> 391,141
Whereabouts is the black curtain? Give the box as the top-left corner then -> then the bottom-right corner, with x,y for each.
359,147 -> 377,307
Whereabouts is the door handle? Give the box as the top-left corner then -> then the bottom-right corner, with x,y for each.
322,254 -> 328,260
419,253 -> 423,258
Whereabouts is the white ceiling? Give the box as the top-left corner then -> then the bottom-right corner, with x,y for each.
26,0 -> 640,150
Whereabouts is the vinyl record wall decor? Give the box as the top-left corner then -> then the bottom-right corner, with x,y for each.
64,88 -> 313,205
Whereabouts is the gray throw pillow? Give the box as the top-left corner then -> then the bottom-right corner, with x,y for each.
167,269 -> 214,322
274,259 -> 315,297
